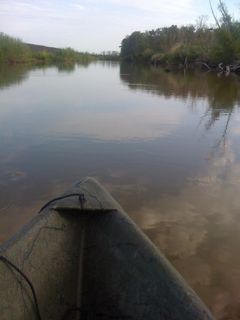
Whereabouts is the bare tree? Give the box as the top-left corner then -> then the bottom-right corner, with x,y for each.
209,0 -> 221,28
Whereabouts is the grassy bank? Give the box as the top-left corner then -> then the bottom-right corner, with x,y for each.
0,33 -> 31,64
120,1 -> 240,73
0,33 -> 96,65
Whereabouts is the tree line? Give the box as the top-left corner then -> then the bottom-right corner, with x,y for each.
120,1 -> 240,72
0,33 -> 96,65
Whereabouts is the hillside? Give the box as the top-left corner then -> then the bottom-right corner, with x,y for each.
25,43 -> 60,53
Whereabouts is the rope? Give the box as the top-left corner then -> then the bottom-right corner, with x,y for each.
0,255 -> 42,320
38,193 -> 86,213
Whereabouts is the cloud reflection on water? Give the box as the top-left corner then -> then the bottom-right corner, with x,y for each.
49,98 -> 187,141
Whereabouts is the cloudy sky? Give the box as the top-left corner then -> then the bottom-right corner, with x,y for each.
0,0 -> 238,52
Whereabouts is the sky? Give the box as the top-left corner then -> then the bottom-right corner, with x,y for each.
0,0 -> 238,53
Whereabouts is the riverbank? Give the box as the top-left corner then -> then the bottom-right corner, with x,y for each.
0,33 -> 120,67
0,33 -> 97,66
120,58 -> 240,76
120,27 -> 240,74
150,59 -> 240,75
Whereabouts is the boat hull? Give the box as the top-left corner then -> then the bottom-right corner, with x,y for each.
0,177 -> 213,319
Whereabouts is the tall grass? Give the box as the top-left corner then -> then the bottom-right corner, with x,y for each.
0,33 -> 31,64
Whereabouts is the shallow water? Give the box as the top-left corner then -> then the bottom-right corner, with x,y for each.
1,61 -> 240,318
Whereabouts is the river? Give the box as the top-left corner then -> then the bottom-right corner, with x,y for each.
1,61 -> 240,319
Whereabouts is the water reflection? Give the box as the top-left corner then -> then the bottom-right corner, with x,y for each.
57,63 -> 76,73
98,60 -> 120,68
120,63 -> 240,124
0,64 -> 31,88
0,62 -> 240,319
120,64 -> 240,156
118,65 -> 240,318
120,63 -> 240,104
0,61 -> 92,89
57,60 -> 94,72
